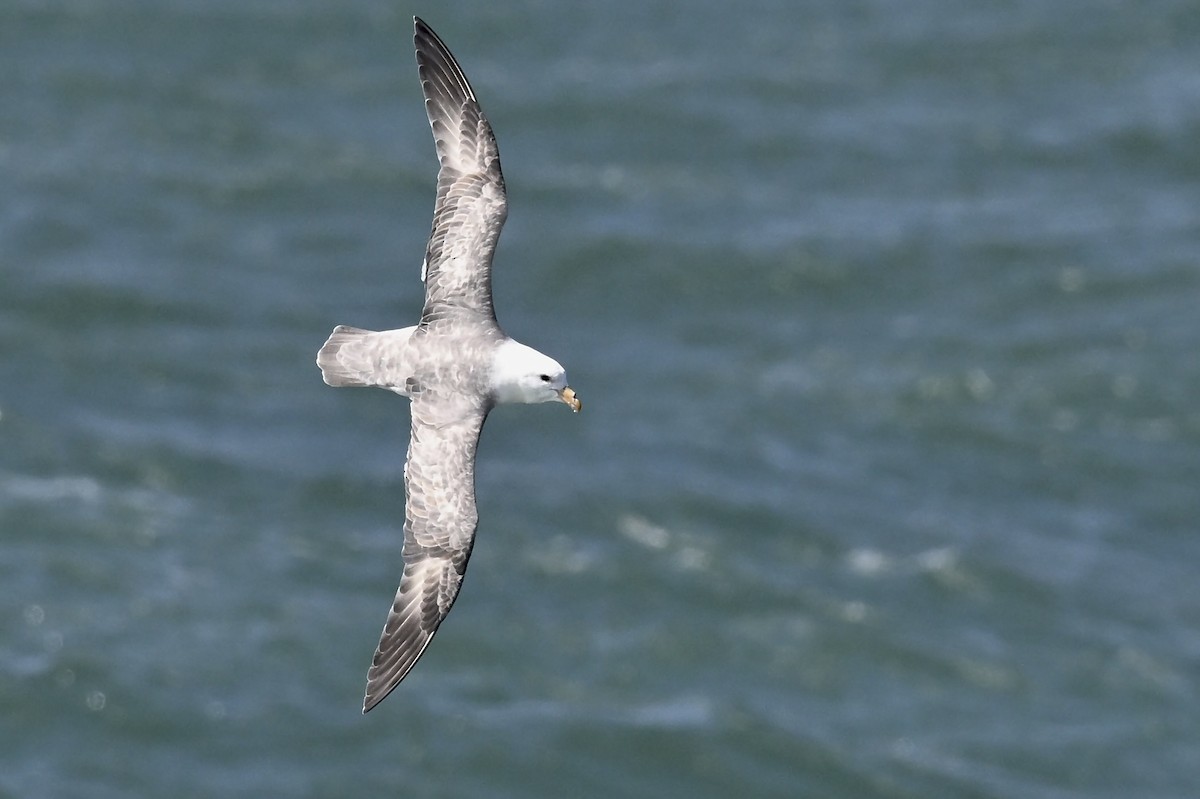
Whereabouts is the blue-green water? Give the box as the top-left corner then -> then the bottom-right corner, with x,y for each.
3,1 -> 1198,796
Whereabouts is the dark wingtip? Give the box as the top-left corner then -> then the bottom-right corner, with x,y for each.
362,679 -> 388,714
412,15 -> 479,111
361,664 -> 410,714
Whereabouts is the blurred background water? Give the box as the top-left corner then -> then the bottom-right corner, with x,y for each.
2,1 -> 1198,796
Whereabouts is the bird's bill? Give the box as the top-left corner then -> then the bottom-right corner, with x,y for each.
560,386 -> 582,412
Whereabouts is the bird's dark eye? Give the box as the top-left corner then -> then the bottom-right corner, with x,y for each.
539,374 -> 551,382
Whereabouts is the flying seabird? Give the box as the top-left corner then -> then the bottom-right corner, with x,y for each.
317,17 -> 581,714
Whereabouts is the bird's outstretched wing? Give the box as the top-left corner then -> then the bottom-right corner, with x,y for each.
414,16 -> 507,328
363,395 -> 488,713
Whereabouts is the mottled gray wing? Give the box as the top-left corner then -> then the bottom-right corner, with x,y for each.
414,17 -> 507,326
362,395 -> 489,713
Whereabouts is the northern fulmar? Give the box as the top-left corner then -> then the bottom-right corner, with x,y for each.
317,17 -> 581,714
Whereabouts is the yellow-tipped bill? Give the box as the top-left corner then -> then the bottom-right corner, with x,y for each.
560,386 -> 582,412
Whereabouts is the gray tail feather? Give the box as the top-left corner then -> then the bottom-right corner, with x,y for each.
317,325 -> 377,387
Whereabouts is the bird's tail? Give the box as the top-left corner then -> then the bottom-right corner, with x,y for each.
317,325 -> 378,387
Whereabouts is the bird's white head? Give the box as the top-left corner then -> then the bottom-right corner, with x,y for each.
490,339 -> 581,411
